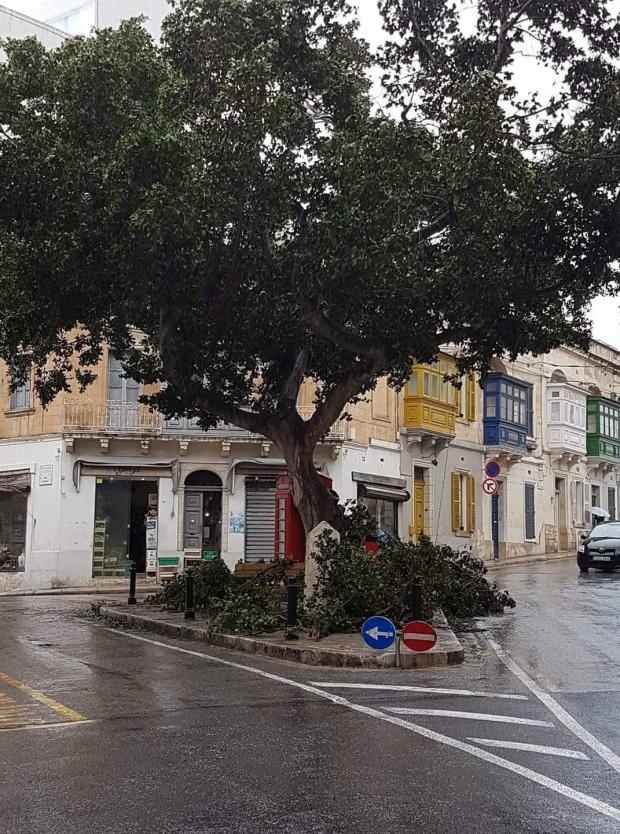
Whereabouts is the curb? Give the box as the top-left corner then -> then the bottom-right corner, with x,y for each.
486,552 -> 574,572
0,586 -> 158,598
99,606 -> 464,669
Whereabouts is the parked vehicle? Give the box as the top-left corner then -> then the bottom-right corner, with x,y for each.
577,522 -> 620,572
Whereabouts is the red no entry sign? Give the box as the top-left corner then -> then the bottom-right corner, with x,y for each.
402,620 -> 437,653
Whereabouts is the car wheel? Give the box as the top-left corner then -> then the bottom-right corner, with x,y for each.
579,566 -> 589,573
577,556 -> 589,572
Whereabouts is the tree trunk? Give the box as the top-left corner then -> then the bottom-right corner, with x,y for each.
274,421 -> 343,535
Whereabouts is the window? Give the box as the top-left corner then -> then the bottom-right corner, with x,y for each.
573,481 -> 584,526
524,483 -> 536,540
451,472 -> 475,535
8,375 -> 31,412
107,355 -> 140,404
608,487 -> 616,522
457,375 -> 476,421
495,380 -> 531,429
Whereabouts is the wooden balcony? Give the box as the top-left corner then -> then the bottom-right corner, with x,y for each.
403,396 -> 456,438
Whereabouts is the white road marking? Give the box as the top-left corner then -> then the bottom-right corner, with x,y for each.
384,708 -> 553,726
468,738 -> 590,760
106,629 -> 620,824
309,682 -> 528,700
487,635 -> 620,775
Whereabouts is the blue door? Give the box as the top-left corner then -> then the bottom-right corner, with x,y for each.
491,493 -> 499,560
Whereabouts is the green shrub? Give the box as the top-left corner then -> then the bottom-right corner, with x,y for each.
148,557 -> 290,635
148,557 -> 233,613
304,532 -> 515,635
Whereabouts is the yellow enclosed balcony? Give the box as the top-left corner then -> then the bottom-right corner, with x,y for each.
404,358 -> 458,439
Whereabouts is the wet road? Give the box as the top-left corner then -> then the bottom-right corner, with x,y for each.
2,558 -> 620,834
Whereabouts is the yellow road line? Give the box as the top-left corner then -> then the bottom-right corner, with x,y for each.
0,717 -> 45,726
0,708 -> 43,717
0,672 -> 87,723
0,719 -> 95,734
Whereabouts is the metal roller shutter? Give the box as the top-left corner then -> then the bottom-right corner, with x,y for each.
245,478 -> 276,563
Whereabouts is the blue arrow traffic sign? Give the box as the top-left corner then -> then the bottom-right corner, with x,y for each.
361,616 -> 397,650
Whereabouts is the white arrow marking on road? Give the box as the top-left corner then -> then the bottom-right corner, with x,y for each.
365,627 -> 394,641
308,683 -> 528,700
467,739 -> 589,760
385,708 -> 554,727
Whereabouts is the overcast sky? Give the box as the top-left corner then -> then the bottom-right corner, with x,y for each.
356,1 -> 620,351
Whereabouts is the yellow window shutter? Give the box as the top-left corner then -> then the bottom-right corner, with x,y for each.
451,472 -> 461,532
466,375 -> 476,421
467,475 -> 476,533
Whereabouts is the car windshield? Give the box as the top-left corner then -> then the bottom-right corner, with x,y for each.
590,523 -> 620,539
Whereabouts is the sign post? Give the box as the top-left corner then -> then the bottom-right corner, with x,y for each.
482,477 -> 499,496
485,461 -> 501,479
402,620 -> 438,653
360,616 -> 397,652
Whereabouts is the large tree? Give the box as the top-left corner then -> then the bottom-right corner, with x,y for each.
1,0 -> 619,535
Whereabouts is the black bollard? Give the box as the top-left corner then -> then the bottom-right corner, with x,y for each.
128,561 -> 137,605
184,568 -> 195,620
408,583 -> 423,621
287,580 -> 299,628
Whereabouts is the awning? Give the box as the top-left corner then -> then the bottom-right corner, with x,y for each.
225,459 -> 328,494
0,470 -> 31,493
72,458 -> 180,493
358,483 -> 410,503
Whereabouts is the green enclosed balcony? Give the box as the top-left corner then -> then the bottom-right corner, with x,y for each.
586,396 -> 620,461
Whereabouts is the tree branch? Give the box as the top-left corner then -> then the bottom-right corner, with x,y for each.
280,347 -> 309,407
158,300 -> 268,437
415,208 -> 452,242
306,354 -> 386,447
305,302 -> 388,360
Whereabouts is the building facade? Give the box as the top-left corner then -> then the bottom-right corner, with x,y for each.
400,342 -> 620,562
0,353 -> 411,590
3,340 -> 620,591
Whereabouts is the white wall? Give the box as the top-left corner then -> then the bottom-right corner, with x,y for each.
97,0 -> 169,39
0,5 -> 65,58
0,436 -> 66,591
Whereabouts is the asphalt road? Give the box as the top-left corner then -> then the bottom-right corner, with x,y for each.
2,557 -> 620,834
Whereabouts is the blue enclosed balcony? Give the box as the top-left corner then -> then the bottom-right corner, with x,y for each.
483,373 -> 533,454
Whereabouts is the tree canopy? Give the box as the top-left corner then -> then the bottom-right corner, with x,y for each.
1,0 -> 619,530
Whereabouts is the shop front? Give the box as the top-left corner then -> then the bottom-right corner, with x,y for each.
72,458 -> 178,578
93,477 -> 159,576
0,470 -> 30,573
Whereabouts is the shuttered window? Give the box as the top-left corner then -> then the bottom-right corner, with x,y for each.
9,376 -> 31,412
524,483 -> 536,540
467,475 -> 476,533
452,472 -> 475,535
451,473 -> 461,532
466,376 -> 476,422
245,479 -> 277,563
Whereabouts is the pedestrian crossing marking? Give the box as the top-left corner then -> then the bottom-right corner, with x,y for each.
384,707 -> 554,727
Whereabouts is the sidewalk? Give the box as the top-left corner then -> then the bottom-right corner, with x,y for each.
0,584 -> 158,597
99,604 -> 464,669
486,552 -> 574,571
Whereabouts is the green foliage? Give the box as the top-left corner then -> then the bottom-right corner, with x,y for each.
341,500 -> 378,544
1,1 -> 619,528
148,557 -> 287,635
208,582 -> 282,636
304,532 -> 515,635
148,557 -> 234,613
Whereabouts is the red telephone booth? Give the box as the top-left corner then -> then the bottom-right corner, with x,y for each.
274,473 -> 333,562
